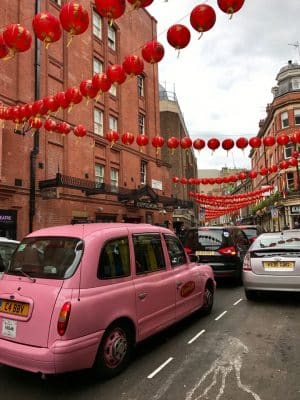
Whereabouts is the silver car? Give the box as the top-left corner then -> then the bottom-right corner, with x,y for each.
243,230 -> 300,300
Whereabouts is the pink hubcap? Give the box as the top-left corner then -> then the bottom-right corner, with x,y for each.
103,328 -> 127,368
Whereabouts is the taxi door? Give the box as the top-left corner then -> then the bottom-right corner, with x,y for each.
132,233 -> 176,340
163,234 -> 203,320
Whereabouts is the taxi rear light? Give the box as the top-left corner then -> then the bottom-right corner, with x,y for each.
57,302 -> 71,336
184,247 -> 192,254
218,246 -> 237,256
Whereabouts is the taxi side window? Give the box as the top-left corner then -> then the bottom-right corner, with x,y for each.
164,234 -> 187,267
133,233 -> 165,274
98,237 -> 130,279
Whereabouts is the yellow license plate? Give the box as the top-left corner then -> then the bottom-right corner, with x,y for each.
196,251 -> 215,256
0,300 -> 29,317
263,261 -> 295,270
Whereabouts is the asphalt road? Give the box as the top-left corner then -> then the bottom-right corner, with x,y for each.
1,282 -> 300,400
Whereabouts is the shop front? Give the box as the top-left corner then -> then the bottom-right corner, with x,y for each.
0,210 -> 17,239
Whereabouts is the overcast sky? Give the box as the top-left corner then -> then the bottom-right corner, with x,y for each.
147,0 -> 300,171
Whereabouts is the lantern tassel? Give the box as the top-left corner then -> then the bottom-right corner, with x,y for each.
67,34 -> 73,47
197,32 -> 204,40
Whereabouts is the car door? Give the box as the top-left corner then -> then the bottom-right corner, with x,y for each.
164,234 -> 203,321
132,233 -> 176,340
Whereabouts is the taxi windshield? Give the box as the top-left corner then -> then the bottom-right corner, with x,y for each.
8,237 -> 83,279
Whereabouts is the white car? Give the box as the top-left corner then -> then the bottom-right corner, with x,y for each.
243,231 -> 300,300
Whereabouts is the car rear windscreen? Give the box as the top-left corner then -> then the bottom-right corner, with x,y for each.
185,229 -> 227,251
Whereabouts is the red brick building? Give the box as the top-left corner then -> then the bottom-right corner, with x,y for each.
0,0 -> 181,239
250,60 -> 300,230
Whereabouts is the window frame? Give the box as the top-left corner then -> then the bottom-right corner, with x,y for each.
294,109 -> 300,126
137,75 -> 145,97
138,113 -> 145,134
140,160 -> 147,185
110,168 -> 119,192
95,164 -> 104,187
280,111 -> 289,128
164,234 -> 187,268
94,108 -> 104,136
98,236 -> 131,279
108,24 -> 116,50
133,233 -> 166,274
93,58 -> 103,74
109,115 -> 118,131
92,10 -> 102,40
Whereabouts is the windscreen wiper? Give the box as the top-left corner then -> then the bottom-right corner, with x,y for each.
14,267 -> 36,282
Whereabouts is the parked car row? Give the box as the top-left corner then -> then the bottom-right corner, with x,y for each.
0,223 -> 216,379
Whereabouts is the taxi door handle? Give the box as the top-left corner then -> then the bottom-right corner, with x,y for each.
138,292 -> 147,300
176,281 -> 183,288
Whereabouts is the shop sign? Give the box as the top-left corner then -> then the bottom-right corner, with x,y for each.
271,209 -> 279,219
41,187 -> 59,199
151,179 -> 162,190
135,201 -> 158,210
291,205 -> 300,214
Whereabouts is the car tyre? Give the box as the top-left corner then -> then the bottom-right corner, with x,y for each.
244,289 -> 257,301
94,321 -> 134,380
201,284 -> 214,315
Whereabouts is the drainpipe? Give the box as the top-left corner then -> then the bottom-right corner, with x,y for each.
29,0 -> 40,233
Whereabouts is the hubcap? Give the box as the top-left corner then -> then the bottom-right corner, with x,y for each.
103,328 -> 128,368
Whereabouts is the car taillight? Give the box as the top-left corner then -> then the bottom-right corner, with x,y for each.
218,246 -> 237,256
57,302 -> 71,336
184,247 -> 192,254
243,252 -> 252,271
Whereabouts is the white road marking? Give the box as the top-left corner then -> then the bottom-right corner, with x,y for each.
233,298 -> 243,306
185,336 -> 262,400
147,357 -> 174,379
188,329 -> 206,344
215,310 -> 227,321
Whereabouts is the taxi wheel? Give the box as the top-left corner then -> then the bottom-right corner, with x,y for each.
94,322 -> 133,380
201,285 -> 214,315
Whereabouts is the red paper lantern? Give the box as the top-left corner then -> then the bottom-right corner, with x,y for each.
65,87 -> 83,111
95,0 -> 126,22
121,132 -> 135,145
190,4 -> 216,38
180,178 -> 188,185
216,177 -> 224,184
193,138 -> 205,151
259,167 -> 268,176
0,33 -> 9,59
106,130 -> 119,146
290,131 -> 300,144
59,2 -> 89,43
236,137 -> 248,150
269,165 -> 278,173
180,137 -> 193,150
32,12 -> 62,48
248,171 -> 257,179
207,138 -> 220,151
106,64 -> 127,85
54,92 -> 71,110
276,133 -> 290,146
263,136 -> 275,147
56,122 -> 71,135
122,55 -> 144,76
289,157 -> 298,167
29,117 -> 43,129
172,176 -> 180,184
43,95 -> 59,114
152,135 -> 165,154
238,172 -> 248,180
217,0 -> 245,17
3,24 -> 32,56
32,99 -> 48,117
92,73 -> 112,95
141,40 -> 164,64
279,160 -> 290,170
136,134 -> 149,151
249,137 -> 262,148
167,136 -> 179,154
167,24 -> 191,51
79,79 -> 98,101
292,150 -> 299,158
44,119 -> 57,132
126,0 -> 153,9
222,138 -> 234,152
74,124 -> 87,137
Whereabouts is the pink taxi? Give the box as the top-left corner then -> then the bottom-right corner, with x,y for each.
0,223 -> 215,379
